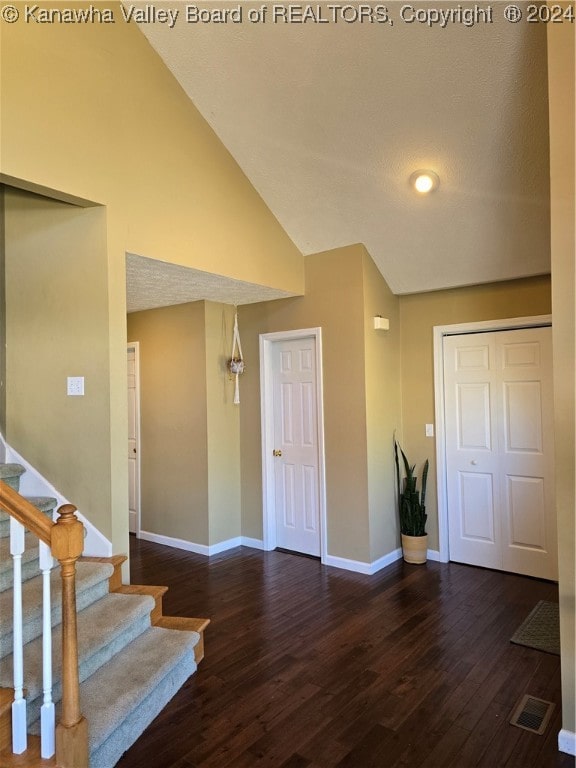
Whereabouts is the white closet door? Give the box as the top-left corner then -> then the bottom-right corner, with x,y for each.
444,327 -> 557,580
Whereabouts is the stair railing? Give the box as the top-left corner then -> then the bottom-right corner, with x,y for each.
0,479 -> 88,768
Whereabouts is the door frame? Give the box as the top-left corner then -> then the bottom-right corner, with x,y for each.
127,341 -> 142,538
433,314 -> 552,564
259,328 -> 327,561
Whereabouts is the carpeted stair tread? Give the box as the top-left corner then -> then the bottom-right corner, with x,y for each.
21,497 -> 57,514
0,463 -> 203,766
0,562 -> 114,659
0,495 -> 57,520
0,496 -> 57,538
0,532 -> 41,591
0,464 -> 25,490
81,626 -> 198,766
0,591 -> 156,712
91,646 -> 196,768
28,625 -> 199,767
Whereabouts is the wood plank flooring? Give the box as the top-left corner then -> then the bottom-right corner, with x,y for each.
117,539 -> 574,768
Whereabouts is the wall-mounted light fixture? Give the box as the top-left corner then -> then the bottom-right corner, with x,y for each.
409,170 -> 440,194
374,316 -> 390,331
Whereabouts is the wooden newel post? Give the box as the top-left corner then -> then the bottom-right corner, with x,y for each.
51,504 -> 89,768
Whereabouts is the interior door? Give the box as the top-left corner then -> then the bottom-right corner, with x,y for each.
444,327 -> 557,580
272,337 -> 321,556
127,345 -> 140,536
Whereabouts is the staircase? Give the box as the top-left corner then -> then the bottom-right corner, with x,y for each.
0,463 -> 209,767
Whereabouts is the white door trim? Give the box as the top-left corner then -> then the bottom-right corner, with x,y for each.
127,341 -> 142,538
260,328 -> 327,562
433,314 -> 552,564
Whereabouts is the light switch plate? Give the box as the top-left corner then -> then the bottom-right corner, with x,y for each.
67,377 -> 85,396
425,423 -> 434,437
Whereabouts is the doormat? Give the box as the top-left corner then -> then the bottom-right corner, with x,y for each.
510,601 -> 560,656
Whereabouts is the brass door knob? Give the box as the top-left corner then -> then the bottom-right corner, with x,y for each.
273,449 -> 282,457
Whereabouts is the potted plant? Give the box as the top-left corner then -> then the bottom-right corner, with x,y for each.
394,440 -> 429,564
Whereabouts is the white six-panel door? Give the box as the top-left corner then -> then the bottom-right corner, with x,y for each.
444,327 -> 557,580
272,337 -> 321,556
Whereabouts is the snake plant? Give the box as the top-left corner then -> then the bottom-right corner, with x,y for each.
395,441 -> 429,537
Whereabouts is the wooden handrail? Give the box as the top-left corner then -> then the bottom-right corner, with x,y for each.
0,480 -> 88,767
0,480 -> 54,544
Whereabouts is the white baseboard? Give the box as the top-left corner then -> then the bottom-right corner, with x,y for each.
322,554 -> 374,575
322,547 -> 443,575
559,729 -> 576,756
323,548 -> 403,575
241,537 -> 265,550
139,530 -> 210,555
2,435 -> 112,557
209,536 -> 243,555
367,548 -> 404,574
137,537 -> 426,572
139,530 -> 265,556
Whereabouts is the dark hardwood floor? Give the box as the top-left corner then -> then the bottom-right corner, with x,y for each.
117,538 -> 574,768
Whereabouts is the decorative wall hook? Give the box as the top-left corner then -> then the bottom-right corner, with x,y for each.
227,309 -> 245,404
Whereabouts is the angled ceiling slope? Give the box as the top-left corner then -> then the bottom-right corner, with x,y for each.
126,254 -> 296,313
134,3 -> 551,296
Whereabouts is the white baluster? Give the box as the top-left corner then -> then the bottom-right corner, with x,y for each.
39,541 -> 55,759
9,517 -> 27,754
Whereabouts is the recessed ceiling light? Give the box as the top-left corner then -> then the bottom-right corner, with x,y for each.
410,170 -> 440,194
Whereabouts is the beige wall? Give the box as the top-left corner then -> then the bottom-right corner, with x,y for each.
128,270 -> 552,563
240,244 -> 402,564
362,253 -> 402,561
205,302 -> 241,545
2,24 -> 572,746
1,4 -> 303,295
4,189 -> 115,537
548,15 -> 575,744
127,301 -> 241,547
240,246 -> 369,560
399,276 -> 552,551
0,188 -> 5,438
1,4 -> 303,554
127,303 -> 210,544
127,244 -> 402,564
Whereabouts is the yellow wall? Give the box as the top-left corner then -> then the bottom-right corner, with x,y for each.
1,3 -> 303,554
4,188 -> 115,536
1,3 -> 303,294
399,276 -> 552,551
0,189 -> 5,437
240,244 -> 402,564
362,253 -> 402,560
1,25 -> 572,743
548,14 -> 575,744
205,302 -> 241,546
127,303 -> 210,544
127,301 -> 241,547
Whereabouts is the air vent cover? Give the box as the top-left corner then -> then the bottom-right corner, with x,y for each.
510,695 -> 555,735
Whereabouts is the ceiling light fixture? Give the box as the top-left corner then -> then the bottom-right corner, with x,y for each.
410,170 -> 440,194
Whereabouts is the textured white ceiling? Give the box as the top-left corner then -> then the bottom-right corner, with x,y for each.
126,253 -> 295,313
131,2 -> 551,302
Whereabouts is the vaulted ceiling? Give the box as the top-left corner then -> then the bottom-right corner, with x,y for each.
130,2 -> 551,309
